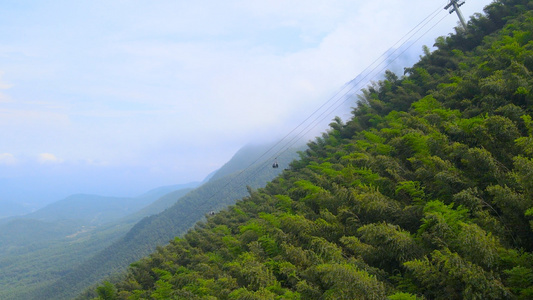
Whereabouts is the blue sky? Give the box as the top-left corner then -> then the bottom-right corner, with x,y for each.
0,0 -> 494,207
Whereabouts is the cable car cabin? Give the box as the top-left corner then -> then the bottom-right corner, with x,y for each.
272,162 -> 279,168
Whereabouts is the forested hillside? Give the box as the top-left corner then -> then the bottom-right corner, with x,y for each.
91,1 -> 533,299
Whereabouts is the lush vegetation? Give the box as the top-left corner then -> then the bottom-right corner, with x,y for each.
93,1 -> 533,299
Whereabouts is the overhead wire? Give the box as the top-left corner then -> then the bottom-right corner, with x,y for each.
271,1 -> 448,159
200,2 -> 454,211
266,2 -> 450,160
272,7 -> 453,159
207,1 -> 448,181
204,3 -> 450,207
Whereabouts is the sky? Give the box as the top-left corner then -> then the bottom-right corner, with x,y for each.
0,0 -> 494,208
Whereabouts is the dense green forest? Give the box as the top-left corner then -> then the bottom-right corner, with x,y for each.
93,0 -> 533,299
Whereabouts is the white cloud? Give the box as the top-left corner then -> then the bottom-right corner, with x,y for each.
0,153 -> 17,165
37,153 -> 63,164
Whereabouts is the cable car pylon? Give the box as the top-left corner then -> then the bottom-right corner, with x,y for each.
445,0 -> 467,30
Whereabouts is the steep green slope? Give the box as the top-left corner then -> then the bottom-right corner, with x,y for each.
34,144 -> 301,300
95,1 -> 533,299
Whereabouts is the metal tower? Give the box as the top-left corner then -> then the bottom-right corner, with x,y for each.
445,0 -> 467,30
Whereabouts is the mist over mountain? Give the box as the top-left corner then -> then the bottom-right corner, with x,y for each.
0,162 -> 210,215
0,198 -> 31,219
24,182 -> 200,225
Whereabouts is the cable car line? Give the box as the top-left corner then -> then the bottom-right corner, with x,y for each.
199,2 -> 454,213
220,1 -> 448,178
265,3 -> 449,162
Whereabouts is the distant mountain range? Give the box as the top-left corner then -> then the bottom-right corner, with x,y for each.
23,182 -> 201,226
0,182 -> 198,299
